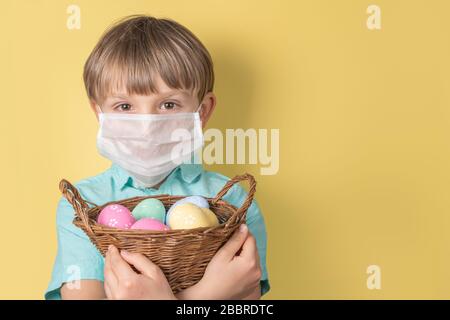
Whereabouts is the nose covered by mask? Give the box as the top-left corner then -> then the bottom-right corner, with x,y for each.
96,105 -> 204,188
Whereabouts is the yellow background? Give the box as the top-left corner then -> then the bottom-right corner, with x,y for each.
1,0 -> 450,299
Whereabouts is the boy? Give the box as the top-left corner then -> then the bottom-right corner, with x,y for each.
46,14 -> 269,300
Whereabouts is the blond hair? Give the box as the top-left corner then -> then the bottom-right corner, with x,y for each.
83,14 -> 214,105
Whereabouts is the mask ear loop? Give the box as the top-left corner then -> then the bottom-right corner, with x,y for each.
192,103 -> 204,164
96,105 -> 103,114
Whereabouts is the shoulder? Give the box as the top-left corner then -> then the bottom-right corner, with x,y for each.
72,167 -> 116,201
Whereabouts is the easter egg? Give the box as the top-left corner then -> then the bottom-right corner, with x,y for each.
97,204 -> 135,229
166,195 -> 209,224
132,198 -> 166,222
130,218 -> 170,231
168,203 -> 211,230
201,207 -> 219,227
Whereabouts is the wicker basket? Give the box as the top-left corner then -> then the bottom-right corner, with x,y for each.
59,173 -> 256,293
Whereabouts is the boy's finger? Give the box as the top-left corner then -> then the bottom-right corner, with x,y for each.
108,245 -> 136,280
104,279 -> 113,300
120,250 -> 161,279
216,224 -> 248,261
238,232 -> 259,260
104,250 -> 118,290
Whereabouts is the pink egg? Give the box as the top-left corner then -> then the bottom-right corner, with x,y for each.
131,218 -> 170,231
97,204 -> 136,229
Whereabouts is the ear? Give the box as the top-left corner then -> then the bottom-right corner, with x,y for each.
89,99 -> 100,121
199,92 -> 216,129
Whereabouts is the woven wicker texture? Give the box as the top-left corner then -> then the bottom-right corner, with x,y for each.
59,173 -> 256,293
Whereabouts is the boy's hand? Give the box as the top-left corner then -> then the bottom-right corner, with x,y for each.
195,224 -> 262,300
104,245 -> 177,300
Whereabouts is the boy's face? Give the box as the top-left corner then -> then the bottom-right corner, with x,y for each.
90,75 -> 216,129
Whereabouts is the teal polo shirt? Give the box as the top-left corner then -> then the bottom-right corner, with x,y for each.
45,163 -> 270,299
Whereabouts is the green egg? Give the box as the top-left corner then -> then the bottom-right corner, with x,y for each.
132,198 -> 166,222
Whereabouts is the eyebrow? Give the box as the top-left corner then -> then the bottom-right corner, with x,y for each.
162,91 -> 191,98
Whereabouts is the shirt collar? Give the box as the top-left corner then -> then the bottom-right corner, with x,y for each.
110,163 -> 203,190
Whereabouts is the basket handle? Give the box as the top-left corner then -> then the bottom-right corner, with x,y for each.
211,173 -> 257,227
59,179 -> 94,235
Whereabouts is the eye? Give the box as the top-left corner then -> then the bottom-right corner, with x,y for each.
160,101 -> 179,110
115,103 -> 132,112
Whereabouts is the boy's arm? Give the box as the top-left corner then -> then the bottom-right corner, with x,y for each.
223,183 -> 270,298
242,284 -> 261,300
174,282 -> 203,300
60,280 -> 106,300
175,279 -> 261,300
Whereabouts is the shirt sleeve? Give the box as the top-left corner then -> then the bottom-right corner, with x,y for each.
45,193 -> 105,300
222,182 -> 271,297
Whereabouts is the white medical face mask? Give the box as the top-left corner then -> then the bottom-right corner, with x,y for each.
96,105 -> 204,188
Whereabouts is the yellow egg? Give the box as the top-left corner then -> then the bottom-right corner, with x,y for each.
201,207 -> 219,226
168,203 -> 210,230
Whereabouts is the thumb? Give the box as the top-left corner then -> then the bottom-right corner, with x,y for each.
120,250 -> 162,279
216,224 -> 249,261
